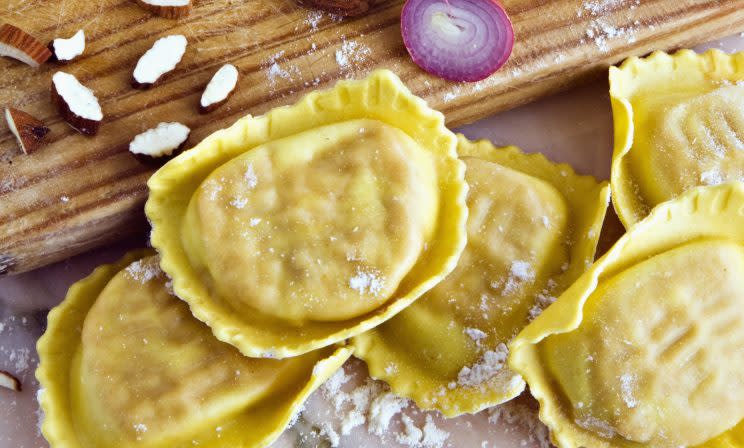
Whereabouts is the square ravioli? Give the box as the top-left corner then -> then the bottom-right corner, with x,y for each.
610,49 -> 744,227
36,252 -> 352,448
351,135 -> 609,417
145,71 -> 468,358
509,183 -> 744,448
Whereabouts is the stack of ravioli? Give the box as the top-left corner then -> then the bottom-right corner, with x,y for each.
36,49 -> 744,448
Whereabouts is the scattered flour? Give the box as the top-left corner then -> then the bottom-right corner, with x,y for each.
464,328 -> 488,347
579,0 -> 641,52
528,293 -> 557,320
314,363 -> 455,448
335,40 -> 371,71
420,415 -> 450,448
244,163 -> 258,188
385,362 -> 399,375
368,392 -> 409,435
305,10 -> 324,30
576,415 -> 617,439
397,414 -> 424,446
265,50 -> 301,89
619,373 -> 637,408
457,343 -> 509,388
349,267 -> 385,297
502,260 -> 535,295
125,259 -> 161,284
700,168 -> 724,186
8,347 -> 30,371
133,423 -> 148,440
229,197 -> 248,209
488,400 -> 552,448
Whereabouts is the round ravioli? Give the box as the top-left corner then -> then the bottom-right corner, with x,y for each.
36,252 -> 352,448
509,183 -> 744,448
146,70 -> 467,358
352,136 -> 610,416
610,49 -> 744,227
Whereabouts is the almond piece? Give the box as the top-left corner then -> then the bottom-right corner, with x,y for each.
129,122 -> 190,158
199,64 -> 239,114
5,107 -> 50,154
49,29 -> 85,63
51,72 -> 103,136
297,0 -> 373,16
132,35 -> 187,89
0,370 -> 21,392
0,23 -> 52,67
135,0 -> 192,18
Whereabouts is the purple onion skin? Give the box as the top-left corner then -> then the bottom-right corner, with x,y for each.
401,0 -> 515,82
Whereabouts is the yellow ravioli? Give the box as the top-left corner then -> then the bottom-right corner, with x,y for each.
352,136 -> 610,416
509,183 -> 744,448
36,252 -> 352,448
610,49 -> 744,227
146,70 -> 468,358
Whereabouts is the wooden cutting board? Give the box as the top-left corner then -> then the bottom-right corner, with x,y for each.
1,0 -> 743,275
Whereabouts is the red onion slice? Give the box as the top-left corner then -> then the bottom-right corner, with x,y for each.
401,0 -> 514,82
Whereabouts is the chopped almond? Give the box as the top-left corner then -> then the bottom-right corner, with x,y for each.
0,370 -> 21,392
49,29 -> 85,62
51,72 -> 103,136
5,107 -> 50,154
132,35 -> 187,89
200,64 -> 239,114
0,23 -> 52,67
129,122 -> 190,158
135,0 -> 192,18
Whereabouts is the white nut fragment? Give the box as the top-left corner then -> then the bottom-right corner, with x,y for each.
51,71 -> 103,135
0,23 -> 52,67
0,370 -> 21,392
5,107 -> 50,154
132,35 -> 187,88
129,122 -> 190,158
200,64 -> 239,113
51,29 -> 85,62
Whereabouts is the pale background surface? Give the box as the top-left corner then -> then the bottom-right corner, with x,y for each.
1,33 -> 743,448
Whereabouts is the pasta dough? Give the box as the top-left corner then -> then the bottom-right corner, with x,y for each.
509,183 -> 744,448
610,49 -> 744,227
352,136 -> 610,416
36,252 -> 351,448
146,70 -> 468,358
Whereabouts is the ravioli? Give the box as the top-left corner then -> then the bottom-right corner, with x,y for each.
610,49 -> 744,227
146,70 -> 468,358
352,136 -> 610,416
509,183 -> 744,448
36,252 -> 352,448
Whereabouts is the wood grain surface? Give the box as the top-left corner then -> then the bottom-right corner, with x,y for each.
1,0 -> 743,274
